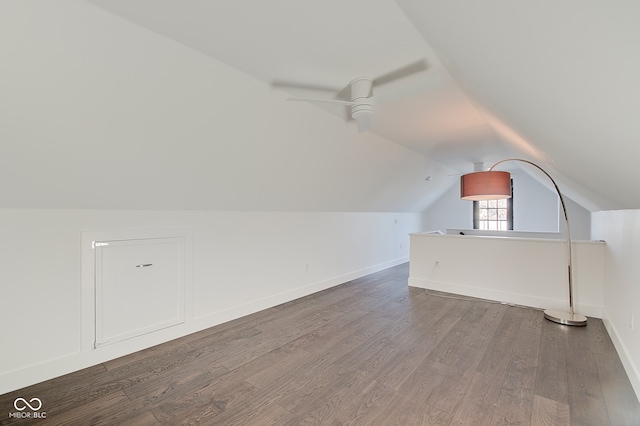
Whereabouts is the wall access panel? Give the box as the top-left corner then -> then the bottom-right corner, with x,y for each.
93,237 -> 184,347
81,229 -> 192,352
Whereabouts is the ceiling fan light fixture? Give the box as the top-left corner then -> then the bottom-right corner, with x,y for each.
350,77 -> 374,132
352,109 -> 373,132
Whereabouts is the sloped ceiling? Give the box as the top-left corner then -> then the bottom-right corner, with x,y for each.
397,0 -> 640,211
0,0 -> 453,212
2,1 -> 639,211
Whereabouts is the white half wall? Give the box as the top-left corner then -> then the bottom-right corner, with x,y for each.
0,209 -> 423,394
592,209 -> 640,400
408,233 -> 604,317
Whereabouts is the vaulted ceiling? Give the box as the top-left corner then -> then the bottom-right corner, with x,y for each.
1,1 -> 638,212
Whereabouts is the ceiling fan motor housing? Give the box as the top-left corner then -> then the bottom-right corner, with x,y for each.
350,77 -> 373,121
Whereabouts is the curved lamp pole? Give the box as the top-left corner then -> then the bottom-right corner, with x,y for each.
460,159 -> 587,326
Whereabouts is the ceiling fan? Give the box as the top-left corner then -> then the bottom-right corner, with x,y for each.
282,60 -> 444,132
288,77 -> 375,132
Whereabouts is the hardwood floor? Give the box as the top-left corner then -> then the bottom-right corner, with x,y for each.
2,263 -> 639,425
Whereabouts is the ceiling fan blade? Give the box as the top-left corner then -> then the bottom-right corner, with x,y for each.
373,59 -> 430,87
374,73 -> 444,105
287,96 -> 354,106
272,79 -> 342,94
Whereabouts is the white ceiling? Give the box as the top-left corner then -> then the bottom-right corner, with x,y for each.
85,0 -> 640,211
86,0 -> 508,168
398,0 -> 640,211
2,1 -> 639,212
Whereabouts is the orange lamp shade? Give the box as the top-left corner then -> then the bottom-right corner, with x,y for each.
460,171 -> 512,200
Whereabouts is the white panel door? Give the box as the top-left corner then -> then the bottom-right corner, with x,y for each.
94,237 -> 184,347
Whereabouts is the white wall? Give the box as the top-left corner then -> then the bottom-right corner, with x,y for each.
421,180 -> 472,232
514,169 -> 558,231
423,170 -> 592,239
0,208 -> 424,394
592,210 -> 640,398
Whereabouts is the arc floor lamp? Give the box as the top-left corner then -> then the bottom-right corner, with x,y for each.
460,159 -> 587,326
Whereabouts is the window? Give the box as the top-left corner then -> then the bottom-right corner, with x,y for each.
473,180 -> 513,230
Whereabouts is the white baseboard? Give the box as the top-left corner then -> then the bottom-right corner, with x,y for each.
410,277 -> 638,403
0,258 -> 408,395
0,321 -> 198,395
602,310 -> 640,403
193,256 -> 409,330
408,277 -> 602,318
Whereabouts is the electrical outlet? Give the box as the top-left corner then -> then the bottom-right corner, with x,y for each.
631,313 -> 635,331
305,264 -> 309,272
400,244 -> 403,250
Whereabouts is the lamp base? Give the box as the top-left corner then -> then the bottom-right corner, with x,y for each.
544,309 -> 587,326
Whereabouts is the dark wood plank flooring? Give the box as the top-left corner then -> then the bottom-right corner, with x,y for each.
2,263 -> 639,425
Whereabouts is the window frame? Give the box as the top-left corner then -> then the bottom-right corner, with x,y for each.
473,179 -> 514,231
